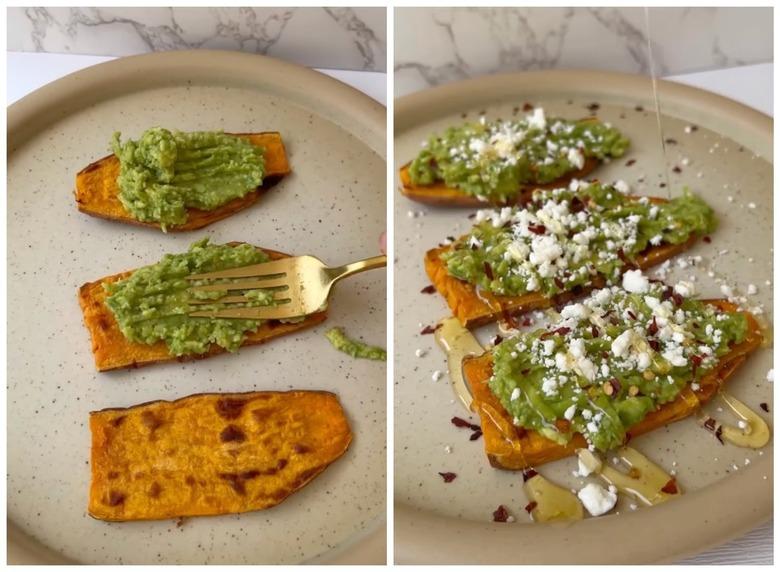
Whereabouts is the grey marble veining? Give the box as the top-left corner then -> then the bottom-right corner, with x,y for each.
8,7 -> 386,72
395,7 -> 771,97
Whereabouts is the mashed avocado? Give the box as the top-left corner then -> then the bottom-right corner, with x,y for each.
112,128 -> 265,229
325,327 -> 387,361
409,108 -> 629,201
489,281 -> 747,451
104,238 -> 278,356
442,182 -> 715,297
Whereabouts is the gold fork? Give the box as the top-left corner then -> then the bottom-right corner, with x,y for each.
186,254 -> 387,320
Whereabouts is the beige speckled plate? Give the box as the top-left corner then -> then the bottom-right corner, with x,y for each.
394,70 -> 772,564
7,50 -> 386,565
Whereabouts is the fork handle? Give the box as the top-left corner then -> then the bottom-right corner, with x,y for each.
327,254 -> 387,285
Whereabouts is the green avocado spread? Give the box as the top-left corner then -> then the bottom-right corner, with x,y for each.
112,128 -> 265,229
408,108 -> 629,201
325,327 -> 387,361
489,281 -> 748,451
104,238 -> 280,356
442,182 -> 716,298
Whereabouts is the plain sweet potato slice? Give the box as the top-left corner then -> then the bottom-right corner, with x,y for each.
399,156 -> 599,207
425,197 -> 698,328
89,390 -> 352,521
463,301 -> 763,470
74,132 -> 290,231
78,247 -> 326,372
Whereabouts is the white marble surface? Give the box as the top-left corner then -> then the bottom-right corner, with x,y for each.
8,7 -> 386,72
394,7 -> 772,97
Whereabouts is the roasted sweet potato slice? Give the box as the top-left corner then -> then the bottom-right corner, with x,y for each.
89,390 -> 352,521
78,247 -> 326,372
463,301 -> 763,470
399,156 -> 599,207
74,132 -> 290,231
425,197 -> 697,328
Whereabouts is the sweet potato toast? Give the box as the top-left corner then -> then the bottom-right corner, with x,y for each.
89,390 -> 352,521
399,156 -> 599,207
425,196 -> 698,328
463,301 -> 763,470
74,132 -> 290,231
78,247 -> 326,372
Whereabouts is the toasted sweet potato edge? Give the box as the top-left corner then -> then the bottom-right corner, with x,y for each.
74,132 -> 290,231
463,302 -> 763,470
88,390 -> 353,521
78,245 -> 327,372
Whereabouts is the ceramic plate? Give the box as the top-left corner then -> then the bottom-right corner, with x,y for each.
7,50 -> 386,565
394,70 -> 772,564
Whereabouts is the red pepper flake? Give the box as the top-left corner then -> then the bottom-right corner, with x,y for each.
616,248 -> 631,266
703,236 -> 712,243
661,478 -> 679,494
420,285 -> 436,294
665,137 -> 678,145
467,212 -> 476,219
484,262 -> 495,280
661,286 -> 674,301
528,224 -> 547,235
608,378 -> 622,396
660,183 -> 667,188
690,125 -> 699,132
570,196 -> 586,213
451,417 -> 480,431
702,417 -> 724,444
420,323 -> 441,335
541,327 -> 571,339
647,316 -> 659,336
672,165 -> 682,173
715,425 -> 724,444
491,335 -> 503,346
520,368 -> 530,375
635,105 -> 645,112
522,102 -> 534,111
522,468 -> 538,482
672,292 -> 684,306
760,402 -> 770,412
524,501 -> 538,513
648,339 -> 660,351
493,505 -> 510,523
690,354 -> 703,378
586,102 -> 600,112
522,317 -> 533,327
626,159 -> 636,166
469,430 -> 483,441
627,310 -> 637,320
554,277 -> 565,289
438,472 -> 457,483
591,325 -> 600,338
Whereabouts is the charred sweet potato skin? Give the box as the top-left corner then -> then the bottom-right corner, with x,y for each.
399,157 -> 599,207
74,132 -> 291,231
89,390 -> 352,521
463,301 -> 763,470
425,197 -> 697,328
78,247 -> 327,372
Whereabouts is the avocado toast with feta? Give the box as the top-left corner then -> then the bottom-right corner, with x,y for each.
426,181 -> 715,327
75,128 -> 291,231
400,109 -> 628,206
461,278 -> 763,470
78,239 -> 326,371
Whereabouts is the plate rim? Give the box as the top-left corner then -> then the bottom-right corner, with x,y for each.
393,68 -> 772,565
7,49 -> 386,565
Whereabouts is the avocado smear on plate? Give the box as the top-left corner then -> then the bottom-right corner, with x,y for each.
105,238 -> 282,356
326,327 -> 387,361
489,280 -> 747,451
112,127 -> 265,229
409,108 -> 628,201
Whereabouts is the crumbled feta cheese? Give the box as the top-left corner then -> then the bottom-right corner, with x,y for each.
577,483 -> 617,516
747,284 -> 757,295
432,370 -> 443,382
510,387 -> 521,401
415,348 -> 426,358
567,147 -> 585,169
528,107 -> 547,130
622,269 -> 649,293
767,369 -> 774,382
673,280 -> 695,297
613,179 -> 630,194
564,404 -> 577,421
